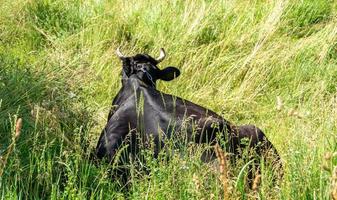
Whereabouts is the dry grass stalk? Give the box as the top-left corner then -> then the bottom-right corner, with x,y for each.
332,166 -> 337,200
0,118 -> 22,177
214,144 -> 229,200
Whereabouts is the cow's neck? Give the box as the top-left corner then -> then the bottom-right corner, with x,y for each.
114,77 -> 156,105
123,75 -> 156,89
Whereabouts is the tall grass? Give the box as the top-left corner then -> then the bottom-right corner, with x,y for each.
0,0 -> 336,199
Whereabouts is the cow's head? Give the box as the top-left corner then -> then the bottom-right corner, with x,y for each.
116,48 -> 180,87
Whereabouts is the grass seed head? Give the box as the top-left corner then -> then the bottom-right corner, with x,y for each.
276,96 -> 283,111
252,171 -> 261,191
324,152 -> 332,160
214,144 -> 229,200
192,173 -> 201,191
15,118 -> 22,138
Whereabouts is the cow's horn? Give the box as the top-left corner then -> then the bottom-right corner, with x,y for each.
156,48 -> 166,63
116,47 -> 126,59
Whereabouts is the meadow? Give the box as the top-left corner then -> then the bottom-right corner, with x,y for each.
0,0 -> 337,199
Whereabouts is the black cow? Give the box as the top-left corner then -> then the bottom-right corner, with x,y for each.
95,48 -> 281,183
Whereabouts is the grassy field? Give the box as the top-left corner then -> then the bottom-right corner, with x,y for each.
1,0 -> 337,199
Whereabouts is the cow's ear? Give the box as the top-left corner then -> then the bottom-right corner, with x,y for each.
159,67 -> 180,81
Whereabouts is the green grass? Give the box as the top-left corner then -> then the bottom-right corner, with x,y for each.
1,0 -> 337,199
